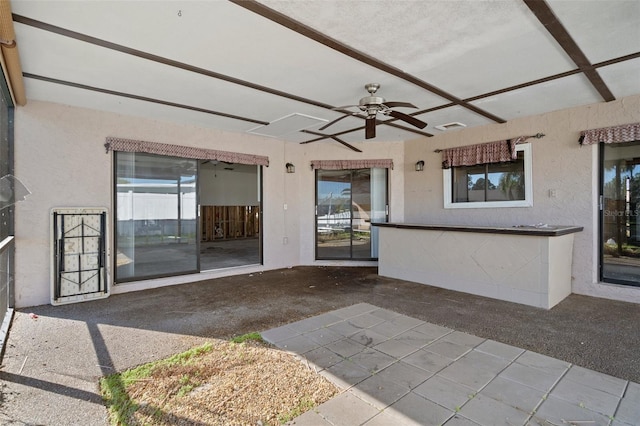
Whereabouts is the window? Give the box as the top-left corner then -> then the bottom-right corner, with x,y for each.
443,143 -> 532,208
0,71 -> 14,336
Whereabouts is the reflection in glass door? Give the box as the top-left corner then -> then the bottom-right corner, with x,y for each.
601,142 -> 640,286
115,152 -> 198,281
316,168 -> 387,260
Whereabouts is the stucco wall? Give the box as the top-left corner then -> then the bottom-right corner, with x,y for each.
404,94 -> 640,304
13,101 -> 405,308
17,97 -> 639,308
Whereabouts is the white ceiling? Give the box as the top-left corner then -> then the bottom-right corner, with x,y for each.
9,0 -> 640,151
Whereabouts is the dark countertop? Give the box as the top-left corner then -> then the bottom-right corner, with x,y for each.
372,223 -> 584,237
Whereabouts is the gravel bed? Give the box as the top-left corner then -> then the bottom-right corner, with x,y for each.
121,340 -> 338,425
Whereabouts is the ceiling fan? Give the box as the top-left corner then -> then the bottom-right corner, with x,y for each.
320,83 -> 428,139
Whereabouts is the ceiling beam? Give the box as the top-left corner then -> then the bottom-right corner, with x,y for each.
464,50 -> 640,103
230,0 -> 507,124
14,13 -> 434,141
12,14 -> 337,111
523,0 -> 615,102
24,73 -> 270,125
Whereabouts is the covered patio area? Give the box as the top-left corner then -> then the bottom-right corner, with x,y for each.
0,267 -> 638,424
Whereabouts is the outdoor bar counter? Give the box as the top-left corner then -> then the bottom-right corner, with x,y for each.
372,223 -> 583,309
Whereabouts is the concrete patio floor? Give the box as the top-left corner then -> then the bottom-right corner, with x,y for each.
1,266 -> 639,425
263,303 -> 639,425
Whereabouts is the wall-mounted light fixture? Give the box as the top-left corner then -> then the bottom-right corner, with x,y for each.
286,162 -> 295,173
415,160 -> 425,172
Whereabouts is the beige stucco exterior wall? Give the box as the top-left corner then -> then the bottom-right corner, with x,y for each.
13,101 -> 405,308
14,96 -> 640,308
404,94 -> 640,304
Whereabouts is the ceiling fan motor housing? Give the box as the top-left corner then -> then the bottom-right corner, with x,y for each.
359,96 -> 385,107
359,95 -> 386,117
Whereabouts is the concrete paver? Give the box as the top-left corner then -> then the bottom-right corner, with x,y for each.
500,361 -> 565,392
616,382 -> 640,425
479,376 -> 544,413
314,392 -> 379,426
350,374 -> 409,407
373,360 -> 433,390
532,395 -> 612,426
563,365 -> 628,396
267,303 -> 640,426
413,375 -> 474,411
403,347 -> 453,374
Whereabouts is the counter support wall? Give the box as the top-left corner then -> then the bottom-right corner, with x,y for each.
375,224 -> 582,309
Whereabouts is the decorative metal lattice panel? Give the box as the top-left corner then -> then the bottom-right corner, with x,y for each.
51,208 -> 109,305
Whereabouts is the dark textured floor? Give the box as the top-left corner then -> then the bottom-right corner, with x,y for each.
2,266 -> 639,425
16,266 -> 640,382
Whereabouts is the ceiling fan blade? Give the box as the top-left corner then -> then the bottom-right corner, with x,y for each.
383,101 -> 417,109
331,136 -> 363,153
319,113 -> 355,131
388,110 -> 428,129
298,130 -> 363,153
365,117 -> 376,139
331,105 -> 360,111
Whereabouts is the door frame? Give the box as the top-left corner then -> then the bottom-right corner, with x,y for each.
314,167 -> 388,261
599,142 -> 640,287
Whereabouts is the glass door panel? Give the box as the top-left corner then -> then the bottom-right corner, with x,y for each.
116,152 -> 198,281
316,170 -> 352,259
601,142 -> 640,286
316,168 -> 387,260
198,162 -> 261,270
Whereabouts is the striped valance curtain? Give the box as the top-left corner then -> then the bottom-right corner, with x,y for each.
105,137 -> 270,167
441,136 -> 529,169
310,159 -> 394,170
579,122 -> 640,146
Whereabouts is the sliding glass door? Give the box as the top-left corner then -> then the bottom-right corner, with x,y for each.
115,152 -> 198,281
316,168 -> 387,260
601,142 -> 640,286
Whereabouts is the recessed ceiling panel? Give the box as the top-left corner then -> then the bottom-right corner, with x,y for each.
247,114 -> 327,138
547,0 -> 640,64
469,74 -> 602,120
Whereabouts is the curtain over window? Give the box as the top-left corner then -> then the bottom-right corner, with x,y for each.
310,159 -> 393,170
579,122 -> 640,146
105,137 -> 269,167
440,136 -> 530,169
